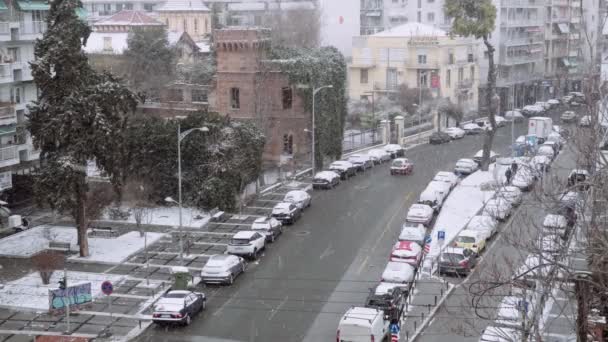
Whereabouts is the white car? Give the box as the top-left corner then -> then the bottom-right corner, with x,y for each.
532,155 -> 551,173
579,115 -> 592,127
473,150 -> 499,164
398,222 -> 426,246
455,158 -> 479,175
505,110 -> 525,122
406,204 -> 434,226
542,214 -> 568,236
200,254 -> 246,285
418,181 -> 451,212
226,231 -> 266,259
381,261 -> 415,284
483,198 -> 513,221
511,166 -> 537,191
384,144 -> 405,158
466,215 -> 498,240
368,148 -> 391,164
534,101 -> 551,111
494,116 -> 507,127
537,145 -> 556,160
284,190 -> 311,210
547,99 -> 560,107
443,127 -> 466,139
496,186 -> 523,207
462,122 -> 484,135
433,171 -> 459,190
522,105 -> 544,116
251,217 -> 283,242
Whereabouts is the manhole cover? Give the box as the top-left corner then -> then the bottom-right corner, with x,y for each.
294,231 -> 311,236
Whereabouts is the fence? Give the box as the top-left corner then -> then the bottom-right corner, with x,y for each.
342,128 -> 382,153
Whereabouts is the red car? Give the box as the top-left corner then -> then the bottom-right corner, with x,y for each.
390,158 -> 414,175
389,241 -> 422,267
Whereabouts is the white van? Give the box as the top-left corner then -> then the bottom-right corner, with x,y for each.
337,307 -> 388,342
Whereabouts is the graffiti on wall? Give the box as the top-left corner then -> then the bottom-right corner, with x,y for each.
48,282 -> 93,315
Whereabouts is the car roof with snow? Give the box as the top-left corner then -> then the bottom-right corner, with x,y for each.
462,122 -> 478,128
330,160 -> 353,168
314,171 -> 339,180
384,144 -> 403,150
285,190 -> 308,198
384,261 -> 415,273
569,169 -> 589,176
341,307 -> 382,326
253,216 -> 276,224
408,203 -> 432,213
232,231 -> 259,239
426,180 -> 451,191
456,158 -> 476,165
543,214 -> 567,228
393,240 -> 420,251
434,171 -> 457,181
374,282 -> 401,295
206,254 -> 237,265
474,150 -> 497,158
273,202 -> 292,210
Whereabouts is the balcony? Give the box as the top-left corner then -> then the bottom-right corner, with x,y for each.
502,36 -> 544,46
17,21 -> 46,40
551,0 -> 570,5
501,19 -> 543,28
0,103 -> 16,126
0,64 -> 12,84
497,73 -> 544,86
0,145 -> 19,168
500,0 -> 542,8
499,53 -> 544,65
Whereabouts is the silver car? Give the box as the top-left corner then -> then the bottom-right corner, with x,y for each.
251,217 -> 283,242
200,254 -> 246,285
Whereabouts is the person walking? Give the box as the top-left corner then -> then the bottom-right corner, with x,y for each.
505,168 -> 513,184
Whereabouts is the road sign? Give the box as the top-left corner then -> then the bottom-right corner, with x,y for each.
517,300 -> 529,313
391,334 -> 399,342
101,281 -> 113,296
390,323 -> 400,334
424,235 -> 432,253
437,230 -> 445,241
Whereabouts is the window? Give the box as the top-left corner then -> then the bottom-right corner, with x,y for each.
446,69 -> 451,88
116,4 -> 123,11
10,87 -> 22,103
103,37 -> 112,51
282,87 -> 293,109
143,3 -> 154,11
417,11 -> 421,22
183,19 -> 187,31
7,47 -> 19,62
427,12 -> 435,22
360,69 -> 368,84
192,89 -> 207,103
458,67 -> 463,81
419,72 -> 428,87
418,0 -> 421,8
470,66 -> 475,80
125,3 -> 133,10
194,19 -> 198,32
283,134 -> 293,154
467,53 -> 474,62
230,88 -> 240,109
387,68 -> 398,90
254,15 -> 262,25
448,52 -> 454,64
417,54 -> 427,64
168,89 -> 184,102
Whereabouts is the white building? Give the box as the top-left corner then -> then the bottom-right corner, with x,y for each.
359,0 -> 449,36
81,0 -> 164,22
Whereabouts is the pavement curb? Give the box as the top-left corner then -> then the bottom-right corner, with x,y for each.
408,283 -> 456,341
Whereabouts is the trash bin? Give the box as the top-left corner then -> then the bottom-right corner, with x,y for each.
171,266 -> 191,290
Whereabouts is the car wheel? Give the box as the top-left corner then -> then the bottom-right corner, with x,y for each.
184,314 -> 192,326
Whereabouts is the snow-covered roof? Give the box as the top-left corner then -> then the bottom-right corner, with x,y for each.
94,10 -> 164,27
196,42 -> 210,53
157,0 -> 210,12
84,32 -> 129,54
228,1 -> 314,11
228,2 -> 266,11
373,22 -> 447,38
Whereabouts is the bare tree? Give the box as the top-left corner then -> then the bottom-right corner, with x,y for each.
122,179 -> 153,237
85,182 -> 115,226
32,251 -> 65,285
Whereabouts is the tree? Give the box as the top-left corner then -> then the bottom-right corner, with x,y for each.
122,179 -> 153,237
396,84 -> 433,115
32,251 -> 65,285
445,0 -> 497,171
123,26 -> 176,96
28,0 -> 138,257
437,99 -> 464,131
176,55 -> 216,85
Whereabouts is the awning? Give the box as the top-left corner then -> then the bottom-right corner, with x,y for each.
0,0 -> 8,11
16,0 -> 50,11
557,23 -> 570,34
0,124 -> 16,135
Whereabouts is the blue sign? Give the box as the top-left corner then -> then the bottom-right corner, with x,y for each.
390,323 -> 400,334
437,230 -> 445,240
526,135 -> 538,147
517,300 -> 529,313
425,235 -> 432,244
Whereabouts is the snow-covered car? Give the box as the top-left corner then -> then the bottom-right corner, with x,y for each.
398,222 -> 426,246
579,115 -> 592,127
406,204 -> 434,226
152,290 -> 206,326
532,155 -> 551,173
522,105 -> 544,117
384,144 -> 405,158
312,171 -> 340,189
365,283 -> 406,316
541,234 -> 563,259
227,231 -> 266,259
347,154 -> 374,172
329,160 -> 357,179
537,145 -> 556,160
547,132 -> 565,149
496,186 -> 523,207
542,214 -> 568,237
511,165 -> 538,191
454,230 -> 486,254
560,111 -> 577,123
284,190 -> 312,210
200,254 -> 246,285
542,140 -> 559,155
505,110 -> 525,122
367,148 -> 391,164
251,217 -> 282,242
390,158 -> 413,175
433,171 -> 459,190
473,150 -> 499,164
442,127 -> 466,139
429,131 -> 452,144
381,261 -> 415,284
271,202 -> 302,224
389,240 -> 423,267
547,99 -> 560,107
438,247 -> 477,275
483,198 -> 513,221
568,169 -> 590,191
466,215 -> 498,240
462,122 -> 483,135
454,158 -> 479,175
560,191 -> 583,210
561,95 -> 573,104
418,181 -> 451,212
494,116 -> 507,127
534,101 -> 551,111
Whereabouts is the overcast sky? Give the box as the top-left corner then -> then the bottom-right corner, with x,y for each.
319,0 -> 360,58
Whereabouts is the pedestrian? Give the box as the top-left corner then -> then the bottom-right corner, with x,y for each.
505,168 -> 512,184
511,162 -> 518,175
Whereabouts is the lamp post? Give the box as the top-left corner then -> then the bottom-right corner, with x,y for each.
166,122 -> 209,265
298,84 -> 333,173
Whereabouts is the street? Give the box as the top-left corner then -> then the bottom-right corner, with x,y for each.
135,121 -> 529,342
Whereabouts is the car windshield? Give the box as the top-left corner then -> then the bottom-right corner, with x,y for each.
231,238 -> 250,245
442,253 -> 464,262
456,236 -> 476,244
366,297 -> 391,307
164,293 -> 188,299
393,160 -> 403,166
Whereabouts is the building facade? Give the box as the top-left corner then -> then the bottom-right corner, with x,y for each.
157,0 -> 211,42
214,28 -> 311,165
81,0 -> 164,22
349,23 -> 480,112
359,0 -> 450,36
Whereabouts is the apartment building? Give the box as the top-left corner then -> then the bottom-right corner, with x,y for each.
360,0 -> 449,35
81,0 -> 164,22
0,0 -> 52,192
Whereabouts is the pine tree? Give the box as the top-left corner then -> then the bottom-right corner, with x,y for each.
28,0 -> 137,257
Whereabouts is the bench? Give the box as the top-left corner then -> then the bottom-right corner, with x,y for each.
88,226 -> 119,238
209,208 -> 227,223
48,241 -> 71,252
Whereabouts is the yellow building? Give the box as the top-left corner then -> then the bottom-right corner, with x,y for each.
349,22 -> 480,113
157,0 -> 211,42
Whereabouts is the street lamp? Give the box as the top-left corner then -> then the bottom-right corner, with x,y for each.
298,84 -> 334,173
168,123 -> 209,265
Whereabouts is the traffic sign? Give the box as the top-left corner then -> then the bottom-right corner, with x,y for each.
390,323 -> 400,334
437,230 -> 445,241
101,281 -> 113,296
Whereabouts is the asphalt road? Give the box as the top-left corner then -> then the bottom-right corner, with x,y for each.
135,121 -> 529,342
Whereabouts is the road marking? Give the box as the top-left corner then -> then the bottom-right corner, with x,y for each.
268,296 -> 288,321
356,255 -> 370,275
319,244 -> 335,260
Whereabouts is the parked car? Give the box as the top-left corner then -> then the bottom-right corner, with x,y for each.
347,154 -> 374,172
438,247 -> 477,276
547,132 -> 565,149
453,230 -> 486,254
532,155 -> 552,173
337,307 -> 389,342
494,116 -> 507,127
511,163 -> 538,191
329,160 -> 357,180
568,169 -> 590,191
537,145 -> 556,160
389,240 -> 423,267
381,261 -> 415,284
200,254 -> 246,285
271,202 -> 302,224
418,181 -> 451,212
496,186 -> 523,207
443,127 -> 466,139
462,122 -> 484,135
398,222 -> 426,246
542,214 -> 568,237
542,140 -> 559,155
251,217 -> 282,242
505,110 -> 525,122
433,171 -> 459,190
482,198 -> 513,221
454,158 -> 479,175
473,150 -> 499,164
534,101 -> 551,111
547,99 -> 560,107
390,158 -> 413,175
365,283 -> 406,319
522,105 -> 544,117
579,115 -> 592,127
406,204 -> 434,226
312,171 -> 340,189
429,131 -> 452,144
466,215 -> 498,240
152,290 -> 206,326
283,190 -> 312,210
384,144 -> 405,158
226,231 -> 266,259
561,95 -> 573,104
368,148 -> 391,164
560,111 -> 577,123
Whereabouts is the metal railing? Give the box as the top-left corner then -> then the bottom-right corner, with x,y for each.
0,22 -> 8,35
0,145 -> 17,161
500,0 -> 543,7
342,128 -> 382,153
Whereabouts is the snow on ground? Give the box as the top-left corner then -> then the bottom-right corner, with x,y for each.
0,226 -> 165,263
101,206 -> 210,228
425,171 -> 497,267
0,271 -> 124,311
